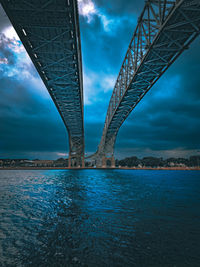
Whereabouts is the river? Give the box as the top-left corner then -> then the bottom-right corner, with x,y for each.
0,170 -> 200,266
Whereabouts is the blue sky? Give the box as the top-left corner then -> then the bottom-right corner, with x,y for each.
0,0 -> 200,159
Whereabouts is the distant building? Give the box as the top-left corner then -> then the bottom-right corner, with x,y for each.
33,160 -> 54,167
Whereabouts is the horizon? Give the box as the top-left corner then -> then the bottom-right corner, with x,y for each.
1,154 -> 200,161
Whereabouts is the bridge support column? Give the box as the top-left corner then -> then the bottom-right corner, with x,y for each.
68,154 -> 71,168
111,156 -> 115,168
102,156 -> 106,168
82,156 -> 85,168
94,157 -> 101,168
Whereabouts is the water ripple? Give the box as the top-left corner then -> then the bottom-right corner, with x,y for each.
0,170 -> 200,266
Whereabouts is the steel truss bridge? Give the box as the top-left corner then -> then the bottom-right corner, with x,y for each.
1,0 -> 200,168
1,0 -> 84,167
92,0 -> 200,167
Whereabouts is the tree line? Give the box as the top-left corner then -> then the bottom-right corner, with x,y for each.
115,156 -> 200,167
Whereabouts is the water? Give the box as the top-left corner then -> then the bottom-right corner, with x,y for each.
0,170 -> 200,267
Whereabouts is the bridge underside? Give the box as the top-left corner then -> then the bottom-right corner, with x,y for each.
95,0 -> 200,167
1,0 -> 84,167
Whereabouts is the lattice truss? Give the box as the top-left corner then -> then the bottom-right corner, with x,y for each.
1,0 -> 84,161
98,0 -> 200,156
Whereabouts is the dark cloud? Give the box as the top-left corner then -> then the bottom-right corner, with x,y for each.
0,5 -> 9,31
95,0 -> 144,16
115,37 -> 200,157
80,15 -> 136,73
0,33 -> 68,159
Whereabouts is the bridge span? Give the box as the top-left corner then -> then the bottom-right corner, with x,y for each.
1,0 -> 84,167
92,0 -> 200,167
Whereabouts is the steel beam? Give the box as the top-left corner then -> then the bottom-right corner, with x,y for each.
1,0 -> 84,166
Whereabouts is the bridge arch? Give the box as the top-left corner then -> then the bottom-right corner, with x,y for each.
94,0 -> 200,167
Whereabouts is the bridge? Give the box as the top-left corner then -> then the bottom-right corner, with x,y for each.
92,0 -> 200,167
1,0 -> 200,168
1,0 -> 84,167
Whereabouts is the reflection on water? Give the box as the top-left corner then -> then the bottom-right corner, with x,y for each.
0,170 -> 200,266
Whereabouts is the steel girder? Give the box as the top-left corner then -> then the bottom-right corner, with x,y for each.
1,0 -> 84,165
97,0 -> 200,158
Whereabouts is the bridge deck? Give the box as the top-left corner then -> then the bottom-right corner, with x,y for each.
1,0 -> 84,164
98,0 -> 200,156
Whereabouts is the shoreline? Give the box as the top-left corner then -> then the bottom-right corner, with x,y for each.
0,167 -> 200,171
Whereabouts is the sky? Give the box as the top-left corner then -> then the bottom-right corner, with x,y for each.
0,0 -> 200,160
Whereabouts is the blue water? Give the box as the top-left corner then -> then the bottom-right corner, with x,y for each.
0,170 -> 200,266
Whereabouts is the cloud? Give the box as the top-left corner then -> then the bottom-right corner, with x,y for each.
0,79 -> 68,159
101,74 -> 116,92
78,0 -> 97,23
83,68 -> 116,105
0,57 -> 8,64
3,26 -> 19,40
57,152 -> 68,157
78,0 -> 131,33
83,70 -> 96,105
0,30 -> 68,159
0,32 -> 50,99
0,4 -> 11,31
95,0 -> 144,16
114,147 -> 200,160
99,14 -> 132,33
